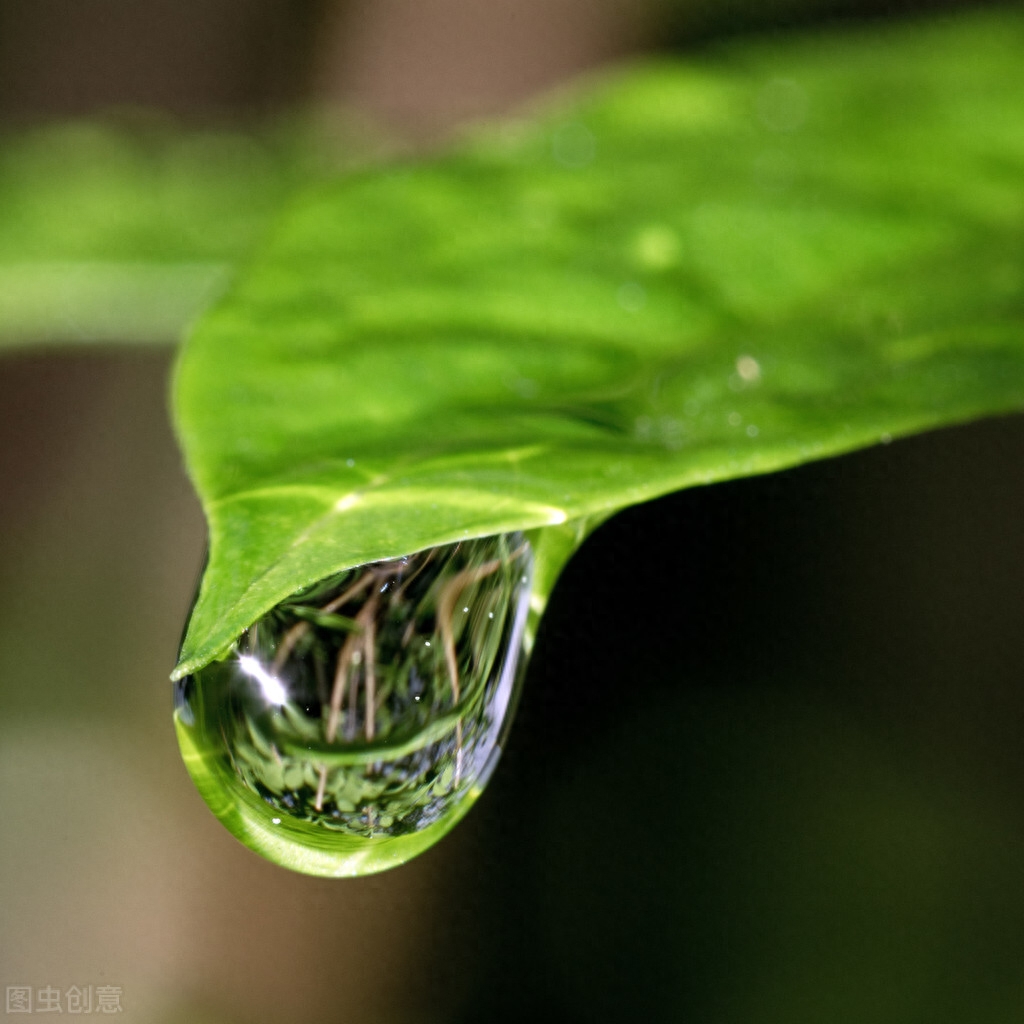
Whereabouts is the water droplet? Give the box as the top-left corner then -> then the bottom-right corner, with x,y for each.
551,122 -> 596,168
735,355 -> 761,383
174,534 -> 533,877
754,77 -> 809,133
617,281 -> 647,313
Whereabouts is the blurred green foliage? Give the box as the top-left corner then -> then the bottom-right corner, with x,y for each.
0,116 -> 351,344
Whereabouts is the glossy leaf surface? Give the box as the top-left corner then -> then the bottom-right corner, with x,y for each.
174,9 -> 1024,677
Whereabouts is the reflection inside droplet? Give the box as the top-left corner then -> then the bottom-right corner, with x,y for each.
174,533 -> 533,877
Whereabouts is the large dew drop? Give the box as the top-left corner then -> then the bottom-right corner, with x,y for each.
174,533 -> 533,877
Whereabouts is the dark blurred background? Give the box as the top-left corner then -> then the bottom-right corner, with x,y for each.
1,1 -> 1023,1021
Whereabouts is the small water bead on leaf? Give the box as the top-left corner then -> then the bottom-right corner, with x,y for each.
174,533 -> 533,877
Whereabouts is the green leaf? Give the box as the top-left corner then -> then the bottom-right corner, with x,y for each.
0,117 -> 347,346
173,8 -> 1024,678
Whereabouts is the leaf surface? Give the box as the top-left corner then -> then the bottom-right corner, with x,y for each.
174,9 -> 1024,676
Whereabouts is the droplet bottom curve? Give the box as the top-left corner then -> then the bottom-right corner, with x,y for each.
174,533 -> 533,876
